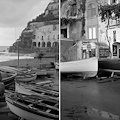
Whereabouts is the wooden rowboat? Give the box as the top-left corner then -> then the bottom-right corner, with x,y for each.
5,90 -> 59,120
15,72 -> 37,82
1,72 -> 17,87
15,81 -> 59,101
60,57 -> 98,78
0,66 -> 17,87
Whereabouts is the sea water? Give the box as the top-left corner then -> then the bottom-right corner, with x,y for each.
0,52 -> 33,62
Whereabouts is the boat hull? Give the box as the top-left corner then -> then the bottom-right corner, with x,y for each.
6,100 -> 54,120
16,73 -> 37,82
60,57 -> 98,78
15,82 -> 59,101
98,58 -> 120,76
5,91 -> 59,120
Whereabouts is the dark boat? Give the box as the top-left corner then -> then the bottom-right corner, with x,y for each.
98,58 -> 120,77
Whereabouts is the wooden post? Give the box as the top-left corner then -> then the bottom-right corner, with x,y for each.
18,44 -> 19,67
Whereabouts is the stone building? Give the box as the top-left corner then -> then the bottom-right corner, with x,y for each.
60,0 -> 110,61
31,0 -> 59,52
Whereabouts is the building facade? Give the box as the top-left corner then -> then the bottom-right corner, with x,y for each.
32,23 -> 59,48
31,0 -> 59,52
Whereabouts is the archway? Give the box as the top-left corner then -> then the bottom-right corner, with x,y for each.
47,41 -> 51,47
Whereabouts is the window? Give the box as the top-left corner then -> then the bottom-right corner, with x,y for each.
113,31 -> 116,42
88,3 -> 96,18
47,42 -> 51,47
88,27 -> 96,39
89,28 -> 92,39
53,42 -> 58,47
41,36 -> 43,40
111,0 -> 117,4
33,42 -> 36,47
70,4 -> 77,16
42,42 -> 45,47
38,42 -> 40,47
93,27 -> 96,39
57,35 -> 59,39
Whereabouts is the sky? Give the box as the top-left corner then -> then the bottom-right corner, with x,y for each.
0,0 -> 50,46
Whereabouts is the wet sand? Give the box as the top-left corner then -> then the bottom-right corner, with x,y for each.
61,77 -> 120,120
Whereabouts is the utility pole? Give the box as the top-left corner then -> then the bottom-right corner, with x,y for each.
17,38 -> 21,67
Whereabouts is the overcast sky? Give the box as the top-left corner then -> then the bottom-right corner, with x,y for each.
0,0 -> 50,46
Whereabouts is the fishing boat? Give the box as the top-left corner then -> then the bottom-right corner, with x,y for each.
98,58 -> 120,77
1,71 -> 17,87
15,72 -> 37,82
60,57 -> 98,78
15,81 -> 59,101
5,90 -> 59,120
0,66 -> 17,87
0,66 -> 17,74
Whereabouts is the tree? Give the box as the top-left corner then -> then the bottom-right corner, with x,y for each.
99,3 -> 120,56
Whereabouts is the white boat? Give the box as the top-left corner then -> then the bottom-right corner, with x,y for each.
15,72 -> 37,82
15,81 -> 59,101
5,90 -> 59,120
60,57 -> 98,78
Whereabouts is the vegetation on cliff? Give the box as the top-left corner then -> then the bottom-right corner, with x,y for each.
9,11 -> 59,53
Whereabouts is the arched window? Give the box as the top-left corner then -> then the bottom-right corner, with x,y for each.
38,42 -> 40,47
87,3 -> 96,18
42,41 -> 45,47
33,42 -> 36,47
47,41 -> 51,47
52,42 -> 58,47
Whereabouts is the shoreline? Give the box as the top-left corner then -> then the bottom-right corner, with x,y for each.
0,57 -> 55,68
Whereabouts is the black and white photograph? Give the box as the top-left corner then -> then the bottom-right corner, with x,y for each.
1,0 -> 120,120
0,0 -> 59,120
61,0 -> 120,120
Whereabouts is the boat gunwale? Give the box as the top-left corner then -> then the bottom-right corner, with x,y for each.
6,95 -> 59,119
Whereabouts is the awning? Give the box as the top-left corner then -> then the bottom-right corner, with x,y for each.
82,42 -> 109,50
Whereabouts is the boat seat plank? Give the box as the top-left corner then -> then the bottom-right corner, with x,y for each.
17,96 -> 59,111
46,109 -> 51,113
54,103 -> 59,107
38,100 -> 43,102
